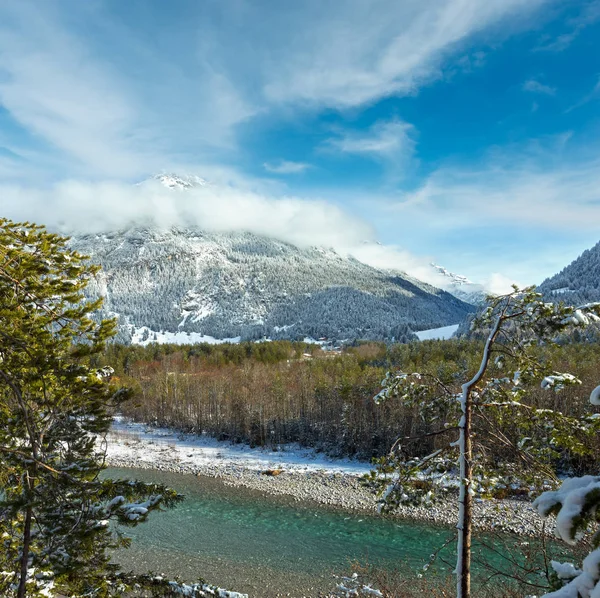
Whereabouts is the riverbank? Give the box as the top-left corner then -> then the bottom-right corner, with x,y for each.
105,418 -> 548,537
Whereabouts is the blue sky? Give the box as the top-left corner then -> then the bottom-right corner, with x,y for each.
1,0 -> 600,289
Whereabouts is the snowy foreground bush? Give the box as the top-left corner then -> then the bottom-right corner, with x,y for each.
529,384 -> 600,598
334,573 -> 383,597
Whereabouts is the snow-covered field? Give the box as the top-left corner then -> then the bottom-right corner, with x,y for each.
129,326 -> 335,347
106,417 -> 372,476
130,326 -> 241,346
415,323 -> 459,341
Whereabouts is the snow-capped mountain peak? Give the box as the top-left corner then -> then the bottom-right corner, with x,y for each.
431,263 -> 474,286
430,263 -> 486,305
153,173 -> 208,190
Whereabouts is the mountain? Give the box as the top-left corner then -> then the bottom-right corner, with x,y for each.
538,240 -> 600,305
149,173 -> 208,190
430,263 -> 487,305
69,227 -> 475,345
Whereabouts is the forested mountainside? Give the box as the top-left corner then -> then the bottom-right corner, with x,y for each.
539,239 -> 600,304
69,226 -> 474,344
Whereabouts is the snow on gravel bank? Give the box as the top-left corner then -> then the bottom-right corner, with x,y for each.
106,417 -> 372,476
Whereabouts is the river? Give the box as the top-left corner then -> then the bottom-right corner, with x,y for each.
107,467 -> 542,597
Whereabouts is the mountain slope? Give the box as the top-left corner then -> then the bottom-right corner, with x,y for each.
70,227 -> 474,344
538,240 -> 600,305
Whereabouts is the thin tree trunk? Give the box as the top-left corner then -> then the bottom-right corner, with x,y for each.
456,314 -> 503,598
17,504 -> 32,598
456,390 -> 473,598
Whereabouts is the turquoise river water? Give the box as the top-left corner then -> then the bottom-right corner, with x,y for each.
107,467 -> 539,597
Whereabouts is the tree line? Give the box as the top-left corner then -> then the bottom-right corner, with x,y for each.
98,336 -> 600,467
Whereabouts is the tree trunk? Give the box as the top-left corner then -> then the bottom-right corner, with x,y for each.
17,504 -> 32,598
456,314 -> 503,598
456,389 -> 472,598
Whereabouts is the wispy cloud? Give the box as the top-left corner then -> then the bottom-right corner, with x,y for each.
535,0 -> 600,52
0,3 -> 148,178
0,0 -> 553,183
390,141 -> 600,232
523,79 -> 556,95
324,119 -> 417,174
566,76 -> 600,112
0,1 -> 255,180
263,160 -> 311,174
262,0 -> 549,107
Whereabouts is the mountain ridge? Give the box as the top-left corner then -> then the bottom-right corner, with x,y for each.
69,225 -> 475,344
538,240 -> 600,305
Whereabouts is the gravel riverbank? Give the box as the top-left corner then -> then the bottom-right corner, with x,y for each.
105,422 -> 549,537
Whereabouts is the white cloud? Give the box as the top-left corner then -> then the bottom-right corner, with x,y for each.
345,242 -> 440,286
566,76 -> 600,112
387,137 -> 600,232
345,243 -> 522,295
0,179 -> 372,249
261,0 -> 550,107
0,177 -> 448,286
263,160 -> 311,174
485,273 -> 520,295
523,79 -> 556,95
325,119 -> 416,161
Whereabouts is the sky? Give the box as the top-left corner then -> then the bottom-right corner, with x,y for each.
1,0 -> 600,291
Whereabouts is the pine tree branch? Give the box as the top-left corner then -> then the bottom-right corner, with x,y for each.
389,426 -> 459,454
0,445 -> 63,476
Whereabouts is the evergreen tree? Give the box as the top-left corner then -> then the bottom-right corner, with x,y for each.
0,219 -> 244,597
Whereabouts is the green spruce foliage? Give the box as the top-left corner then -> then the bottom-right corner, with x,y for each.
0,219 -> 241,597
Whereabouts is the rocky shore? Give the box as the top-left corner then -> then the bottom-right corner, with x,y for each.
106,431 -> 549,537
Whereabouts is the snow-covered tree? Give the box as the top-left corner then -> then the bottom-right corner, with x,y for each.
0,219 -> 246,597
532,384 -> 600,598
370,287 -> 600,598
